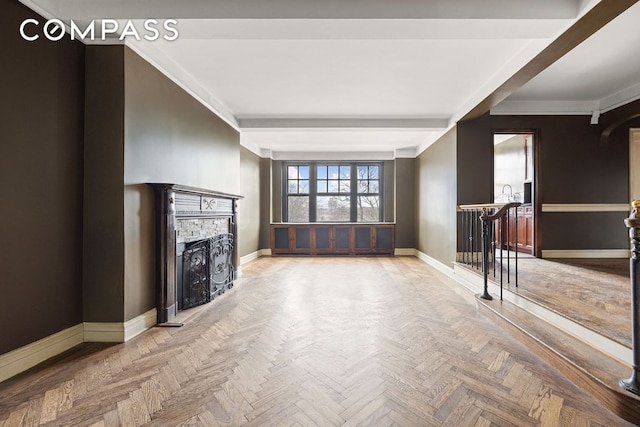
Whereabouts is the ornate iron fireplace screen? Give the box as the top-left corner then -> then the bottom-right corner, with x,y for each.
182,233 -> 235,310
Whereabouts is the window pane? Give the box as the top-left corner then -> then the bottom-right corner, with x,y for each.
358,180 -> 368,193
357,196 -> 380,222
299,180 -> 309,194
288,165 -> 299,179
328,180 -> 339,192
288,181 -> 298,194
328,165 -> 339,179
317,165 -> 327,179
339,180 -> 350,193
369,180 -> 379,193
369,165 -> 379,179
288,196 -> 309,222
340,165 -> 350,179
299,166 -> 309,179
317,180 -> 327,193
317,196 -> 350,222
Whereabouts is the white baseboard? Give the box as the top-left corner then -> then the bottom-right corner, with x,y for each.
0,324 -> 84,383
0,309 -> 157,382
240,249 -> 271,266
240,251 -> 260,265
84,308 -> 157,343
83,322 -> 124,342
541,249 -> 629,259
394,248 -> 417,256
415,250 -> 456,278
124,309 -> 157,341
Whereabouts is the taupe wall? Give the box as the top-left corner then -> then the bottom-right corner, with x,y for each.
122,47 -> 242,320
416,128 -> 458,267
239,147 -> 261,257
83,45 -> 126,323
272,160 -> 283,223
457,113 -> 631,252
383,160 -> 395,222
259,158 -> 272,249
395,158 -> 415,248
1,0 -> 85,353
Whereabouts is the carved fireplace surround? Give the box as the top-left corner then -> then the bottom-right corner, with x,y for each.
149,184 -> 242,323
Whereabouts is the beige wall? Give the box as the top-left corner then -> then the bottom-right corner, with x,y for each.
239,147 -> 261,257
416,127 -> 457,267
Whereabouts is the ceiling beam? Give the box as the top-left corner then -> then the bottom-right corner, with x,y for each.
238,118 -> 449,130
461,0 -> 640,121
51,0 -> 579,20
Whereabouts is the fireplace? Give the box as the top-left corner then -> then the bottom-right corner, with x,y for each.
150,184 -> 242,323
178,233 -> 234,310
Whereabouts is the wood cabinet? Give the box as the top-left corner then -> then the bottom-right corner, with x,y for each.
271,223 -> 395,255
497,205 -> 533,253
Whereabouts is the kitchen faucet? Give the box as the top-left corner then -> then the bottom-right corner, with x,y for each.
501,184 -> 513,200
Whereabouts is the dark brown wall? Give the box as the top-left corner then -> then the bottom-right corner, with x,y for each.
0,0 -> 85,353
383,160 -> 395,222
259,158 -> 272,249
272,160 -> 283,223
457,113 -> 631,251
83,45 -> 126,322
395,158 -> 415,248
123,47 -> 241,320
239,147 -> 261,257
416,128 -> 458,266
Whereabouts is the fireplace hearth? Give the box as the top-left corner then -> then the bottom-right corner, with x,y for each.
150,184 -> 242,323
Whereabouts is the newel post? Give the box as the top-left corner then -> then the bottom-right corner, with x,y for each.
479,207 -> 493,300
621,200 -> 640,395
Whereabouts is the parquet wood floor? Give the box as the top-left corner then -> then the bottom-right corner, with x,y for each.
0,257 -> 633,426
483,257 -> 631,347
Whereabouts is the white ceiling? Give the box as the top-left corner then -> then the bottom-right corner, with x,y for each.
492,0 -> 640,116
22,0 -> 640,158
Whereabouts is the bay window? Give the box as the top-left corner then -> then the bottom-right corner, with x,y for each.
284,162 -> 383,222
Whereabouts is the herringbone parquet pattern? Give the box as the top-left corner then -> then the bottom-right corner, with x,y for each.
0,257 -> 631,426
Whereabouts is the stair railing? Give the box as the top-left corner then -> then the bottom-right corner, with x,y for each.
621,200 -> 640,396
459,202 -> 521,300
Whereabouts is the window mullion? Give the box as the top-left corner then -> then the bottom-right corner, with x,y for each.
350,163 -> 357,222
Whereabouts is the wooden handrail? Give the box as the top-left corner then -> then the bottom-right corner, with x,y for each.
480,202 -> 521,221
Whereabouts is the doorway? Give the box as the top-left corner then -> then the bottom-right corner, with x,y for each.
493,132 -> 535,255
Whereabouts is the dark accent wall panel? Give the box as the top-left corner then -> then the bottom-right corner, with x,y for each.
457,114 -> 493,205
122,47 -> 241,321
416,128 -> 457,267
542,212 -> 629,250
259,158 -> 272,249
383,160 -> 395,222
0,0 -> 85,353
272,160 -> 283,223
83,45 -> 126,322
395,158 -> 416,248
